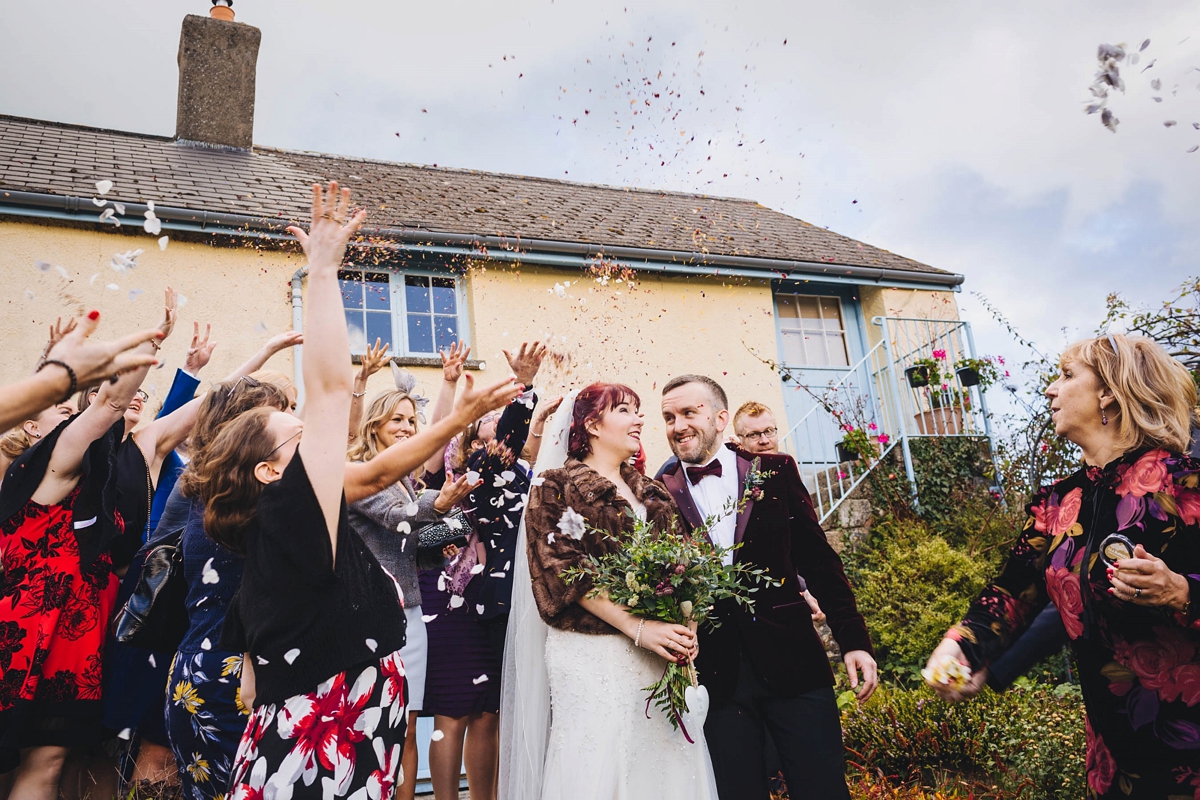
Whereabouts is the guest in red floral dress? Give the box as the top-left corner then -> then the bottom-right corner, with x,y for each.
926,334 -> 1200,798
0,365 -> 154,798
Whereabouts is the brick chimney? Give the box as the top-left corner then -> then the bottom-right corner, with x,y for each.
175,1 -> 261,149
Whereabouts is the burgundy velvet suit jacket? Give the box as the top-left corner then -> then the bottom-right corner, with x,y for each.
661,444 -> 874,706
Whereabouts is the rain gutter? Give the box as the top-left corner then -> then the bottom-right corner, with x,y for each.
0,189 -> 965,290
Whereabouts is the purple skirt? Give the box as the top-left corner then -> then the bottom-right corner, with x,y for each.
418,569 -> 500,718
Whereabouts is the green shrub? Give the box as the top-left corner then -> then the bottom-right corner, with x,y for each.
841,685 -> 1086,800
848,520 -> 994,684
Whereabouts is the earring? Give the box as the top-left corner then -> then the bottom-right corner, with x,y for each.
1101,406 -> 1108,426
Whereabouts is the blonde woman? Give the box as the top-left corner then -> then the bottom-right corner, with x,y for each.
348,389 -> 479,800
925,334 -> 1200,798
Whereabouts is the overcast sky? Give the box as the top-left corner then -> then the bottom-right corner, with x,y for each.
3,0 -> 1199,413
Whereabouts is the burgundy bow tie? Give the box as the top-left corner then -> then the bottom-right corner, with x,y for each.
686,460 -> 723,485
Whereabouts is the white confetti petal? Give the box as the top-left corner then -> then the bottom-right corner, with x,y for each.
397,521 -> 411,534
113,203 -> 126,216
437,573 -> 447,592
444,516 -> 462,530
449,594 -> 465,608
491,572 -> 506,579
96,180 -> 114,195
34,260 -> 51,272
201,557 -> 220,584
284,648 -> 301,664
504,561 -> 511,571
99,208 -> 115,223
257,656 -> 269,665
201,638 -> 212,651
430,730 -> 445,742
403,502 -> 419,517
531,476 -> 545,486
158,236 -> 169,250
92,196 -> 108,207
365,638 -> 378,652
421,614 -> 439,623
465,470 -> 481,484
177,293 -> 188,308
54,265 -> 70,280
106,283 -> 120,291
472,674 -> 490,684
476,604 -> 486,614
148,654 -> 157,668
470,564 -> 485,575
118,727 -> 132,740
143,213 -> 162,235
129,289 -> 144,301
24,289 -> 33,301
90,273 -> 100,285
501,470 -> 516,483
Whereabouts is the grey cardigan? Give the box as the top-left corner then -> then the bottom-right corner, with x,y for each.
348,477 -> 444,609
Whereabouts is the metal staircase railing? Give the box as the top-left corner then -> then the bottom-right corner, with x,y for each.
777,316 -> 1001,522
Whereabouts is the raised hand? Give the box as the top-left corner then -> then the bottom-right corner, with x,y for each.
533,395 -> 564,429
158,287 -> 179,341
45,311 -> 161,387
286,181 -> 367,272
358,338 -> 391,380
265,331 -> 304,354
44,317 -> 78,357
502,341 -> 547,388
440,341 -> 471,383
185,322 -> 217,374
454,373 -> 522,424
433,473 -> 483,515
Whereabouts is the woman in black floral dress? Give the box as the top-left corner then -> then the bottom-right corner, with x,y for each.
926,334 -> 1200,798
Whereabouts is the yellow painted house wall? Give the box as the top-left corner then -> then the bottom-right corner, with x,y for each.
0,219 -> 960,468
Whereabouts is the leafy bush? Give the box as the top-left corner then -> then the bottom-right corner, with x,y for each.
840,685 -> 1086,800
846,520 -> 995,684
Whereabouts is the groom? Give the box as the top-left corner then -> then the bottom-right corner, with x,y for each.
659,374 -> 877,799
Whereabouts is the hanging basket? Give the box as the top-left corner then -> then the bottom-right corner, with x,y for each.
905,365 -> 931,388
836,440 -> 861,463
955,366 -> 981,387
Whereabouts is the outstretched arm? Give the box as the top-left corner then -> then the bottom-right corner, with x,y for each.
291,182 -> 365,552
344,372 -> 521,504
1,312 -> 160,433
349,338 -> 390,442
422,341 -> 470,475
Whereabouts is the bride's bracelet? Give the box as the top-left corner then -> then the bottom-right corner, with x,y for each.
633,619 -> 645,649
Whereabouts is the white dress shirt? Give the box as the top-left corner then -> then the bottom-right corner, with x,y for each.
682,446 -> 739,565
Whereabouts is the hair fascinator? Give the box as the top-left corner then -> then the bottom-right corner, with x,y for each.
390,363 -> 430,423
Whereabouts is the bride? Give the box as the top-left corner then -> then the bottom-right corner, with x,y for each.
499,383 -> 718,800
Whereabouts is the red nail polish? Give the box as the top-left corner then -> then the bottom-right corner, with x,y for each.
87,310 -> 100,321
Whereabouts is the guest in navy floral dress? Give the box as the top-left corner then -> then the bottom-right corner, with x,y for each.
926,334 -> 1200,798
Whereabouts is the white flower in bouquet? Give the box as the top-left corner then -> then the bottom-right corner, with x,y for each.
921,658 -> 972,691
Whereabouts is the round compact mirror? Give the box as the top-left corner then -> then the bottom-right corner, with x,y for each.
1099,533 -> 1135,568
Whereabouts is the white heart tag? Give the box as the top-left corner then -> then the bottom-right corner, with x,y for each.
683,684 -> 710,729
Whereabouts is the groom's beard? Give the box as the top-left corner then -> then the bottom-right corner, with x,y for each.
669,422 -> 722,464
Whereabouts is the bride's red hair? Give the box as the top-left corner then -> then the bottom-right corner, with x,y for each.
568,382 -> 641,460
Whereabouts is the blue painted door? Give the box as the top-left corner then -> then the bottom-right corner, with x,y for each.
773,284 -> 869,465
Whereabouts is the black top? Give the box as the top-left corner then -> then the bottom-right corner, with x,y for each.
463,394 -> 535,620
221,453 -> 406,706
111,436 -> 152,569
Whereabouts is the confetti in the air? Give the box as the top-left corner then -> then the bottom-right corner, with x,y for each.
473,674 -> 490,685
449,594 -> 465,608
159,236 -> 169,250
421,614 -> 439,623
284,648 -> 301,664
96,180 -> 114,195
365,638 -> 378,652
202,558 -> 220,584
430,730 -> 445,742
201,638 -> 212,651
34,260 -> 51,272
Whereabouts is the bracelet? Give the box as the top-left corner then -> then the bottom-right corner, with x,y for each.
37,359 -> 78,403
633,619 -> 646,649
351,391 -> 366,398
531,432 -> 543,438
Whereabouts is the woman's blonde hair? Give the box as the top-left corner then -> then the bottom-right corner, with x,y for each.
347,390 -> 419,462
1061,333 -> 1198,453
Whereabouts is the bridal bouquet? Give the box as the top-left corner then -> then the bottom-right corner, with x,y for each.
560,510 -> 776,741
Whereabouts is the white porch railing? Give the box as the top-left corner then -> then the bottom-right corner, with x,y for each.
777,316 -> 1000,523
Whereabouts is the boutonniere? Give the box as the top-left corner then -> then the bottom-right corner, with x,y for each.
740,457 -> 775,508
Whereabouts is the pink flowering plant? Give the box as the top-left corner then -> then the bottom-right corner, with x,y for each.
954,355 -> 1009,390
560,510 -> 778,740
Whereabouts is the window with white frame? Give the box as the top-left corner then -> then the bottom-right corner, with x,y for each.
775,293 -> 850,367
338,267 -> 467,356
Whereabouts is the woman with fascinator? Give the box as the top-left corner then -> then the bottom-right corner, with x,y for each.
500,383 -> 718,800
926,334 -> 1200,797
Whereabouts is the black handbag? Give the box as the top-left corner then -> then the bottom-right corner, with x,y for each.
112,530 -> 190,653
416,509 -> 471,561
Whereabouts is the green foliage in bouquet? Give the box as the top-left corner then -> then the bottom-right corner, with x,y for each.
561,506 -> 778,736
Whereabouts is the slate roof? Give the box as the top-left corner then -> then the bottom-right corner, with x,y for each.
0,114 -> 952,279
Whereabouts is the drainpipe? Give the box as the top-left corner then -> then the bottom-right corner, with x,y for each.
291,267 -> 306,407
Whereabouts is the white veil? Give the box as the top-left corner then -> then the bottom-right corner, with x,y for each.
498,390 -> 578,800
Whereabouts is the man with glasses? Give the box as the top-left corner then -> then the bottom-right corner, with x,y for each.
731,401 -> 781,454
